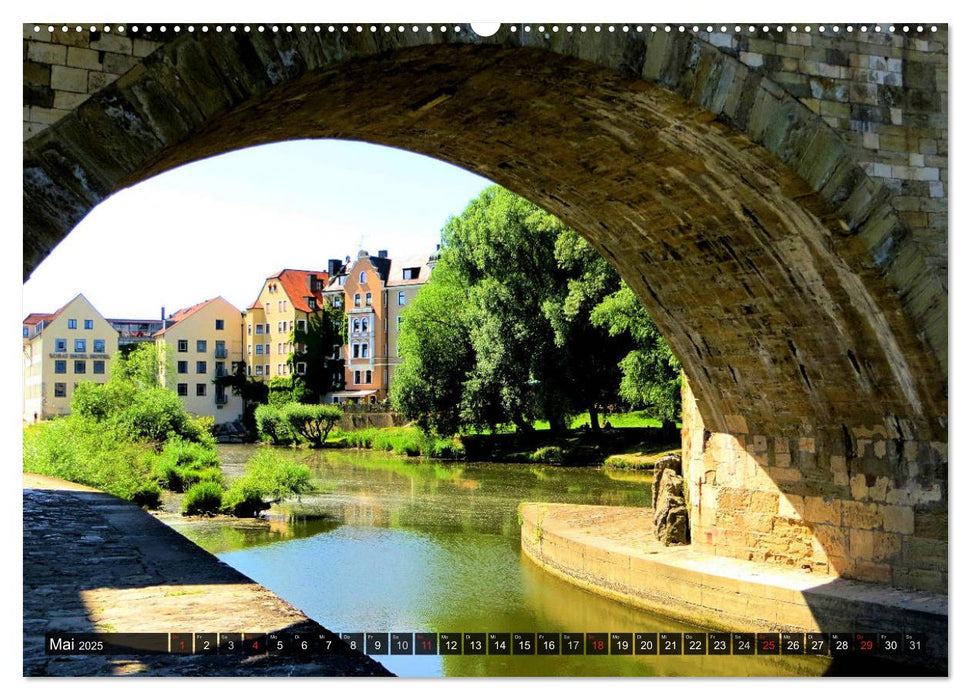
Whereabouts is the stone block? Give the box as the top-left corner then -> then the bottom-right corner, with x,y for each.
87,71 -> 114,92
103,52 -> 140,75
882,505 -> 915,535
23,60 -> 51,86
842,501 -> 882,530
804,496 -> 841,525
849,528 -> 873,559
849,473 -> 868,500
53,91 -> 88,110
90,34 -> 133,55
28,106 -> 69,125
901,536 -> 947,566
51,65 -> 87,93
777,494 -> 802,519
27,41 -> 66,65
66,47 -> 101,71
133,38 -> 160,58
872,532 -> 901,562
892,567 -> 944,593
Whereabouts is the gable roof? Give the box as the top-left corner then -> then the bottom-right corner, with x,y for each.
155,297 -> 239,336
249,269 -> 328,313
22,294 -> 105,335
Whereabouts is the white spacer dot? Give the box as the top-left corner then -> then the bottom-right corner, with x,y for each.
931,25 -> 938,32
917,25 -> 924,32
173,26 -> 180,33
903,25 -> 910,32
104,25 -> 110,32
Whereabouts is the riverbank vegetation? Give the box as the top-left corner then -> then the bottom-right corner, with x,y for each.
23,344 -> 315,516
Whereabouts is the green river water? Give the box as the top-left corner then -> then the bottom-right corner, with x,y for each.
165,445 -> 834,677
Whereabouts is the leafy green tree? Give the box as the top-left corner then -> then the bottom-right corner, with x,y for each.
214,361 -> 269,434
280,403 -> 343,448
111,342 -> 172,390
394,186 -> 630,435
591,282 -> 682,424
254,404 -> 292,445
267,376 -> 309,406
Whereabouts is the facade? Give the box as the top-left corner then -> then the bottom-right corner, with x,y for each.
242,269 -> 328,383
154,297 -> 244,424
324,249 -> 435,404
22,294 -> 118,421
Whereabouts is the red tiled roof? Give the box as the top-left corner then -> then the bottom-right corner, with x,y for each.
253,269 -> 328,313
22,312 -> 55,326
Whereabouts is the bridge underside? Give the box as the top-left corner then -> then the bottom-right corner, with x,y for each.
23,30 -> 947,592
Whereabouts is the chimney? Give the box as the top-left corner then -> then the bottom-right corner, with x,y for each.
161,306 -> 166,332
378,249 -> 388,258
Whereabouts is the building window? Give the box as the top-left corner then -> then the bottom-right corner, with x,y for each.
361,343 -> 369,358
265,303 -> 271,314
402,267 -> 420,280
84,319 -> 94,329
397,316 -> 402,331
93,360 -> 105,374
197,340 -> 207,352
354,370 -> 361,385
247,364 -> 252,376
296,362 -> 307,375
255,365 -> 263,376
196,383 -> 207,397
247,324 -> 252,335
23,327 -> 28,338
67,319 -> 77,329
178,339 -> 188,352
215,361 -> 225,377
265,364 -> 270,376
308,298 -> 317,310
359,271 -> 366,283
215,319 -> 224,330
263,344 -> 269,355
297,319 -> 307,332
196,361 -> 207,374
93,339 -> 106,353
365,370 -> 372,383
216,386 -> 227,404
352,344 -> 360,359
54,382 -> 67,398
365,292 -> 372,306
353,318 -> 360,332
256,324 -> 263,334
178,361 -> 188,374
333,345 -> 341,358
74,339 -> 86,352
256,345 -> 263,355
177,383 -> 188,397
74,360 -> 86,374
354,293 -> 361,307
398,291 -> 406,306
55,338 -> 67,352
333,297 -> 341,308
362,318 -> 369,332
54,360 -> 66,374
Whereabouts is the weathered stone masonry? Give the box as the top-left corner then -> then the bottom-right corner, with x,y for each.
23,24 -> 947,593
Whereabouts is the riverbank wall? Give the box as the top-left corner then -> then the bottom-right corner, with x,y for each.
520,502 -> 946,672
23,474 -> 391,676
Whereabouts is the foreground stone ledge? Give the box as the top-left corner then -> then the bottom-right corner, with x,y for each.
520,502 -> 946,672
22,474 -> 391,677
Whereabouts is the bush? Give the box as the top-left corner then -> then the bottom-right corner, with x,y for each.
280,403 -> 342,448
121,387 -> 199,444
530,445 -> 566,464
255,404 -> 293,445
131,481 -> 163,509
152,438 -> 221,492
181,481 -> 224,515
221,449 -> 315,517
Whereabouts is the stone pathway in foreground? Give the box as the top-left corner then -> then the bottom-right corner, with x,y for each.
23,475 -> 391,677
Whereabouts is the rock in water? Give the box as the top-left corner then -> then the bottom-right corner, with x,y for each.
652,453 -> 690,546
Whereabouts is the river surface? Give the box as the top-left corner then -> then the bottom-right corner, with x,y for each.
165,445 -> 832,677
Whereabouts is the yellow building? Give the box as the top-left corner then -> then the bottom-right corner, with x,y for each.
22,293 -> 118,421
154,297 -> 244,424
242,269 -> 328,384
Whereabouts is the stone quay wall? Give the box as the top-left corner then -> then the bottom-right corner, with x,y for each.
681,380 -> 946,593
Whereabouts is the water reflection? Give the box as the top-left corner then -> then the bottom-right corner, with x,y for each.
167,446 -> 831,677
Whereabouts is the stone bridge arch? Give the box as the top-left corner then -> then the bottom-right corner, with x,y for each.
23,24 -> 947,592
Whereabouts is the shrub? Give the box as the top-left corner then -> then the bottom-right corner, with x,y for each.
131,481 -> 163,509
152,438 -> 221,492
220,449 -> 315,517
530,445 -> 566,464
255,404 -> 293,445
181,481 -> 224,515
280,403 -> 343,448
121,387 -> 198,444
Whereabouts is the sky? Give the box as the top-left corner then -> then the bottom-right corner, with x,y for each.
21,140 -> 493,320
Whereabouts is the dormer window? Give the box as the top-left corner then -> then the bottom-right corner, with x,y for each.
402,267 -> 421,280
307,298 -> 317,310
